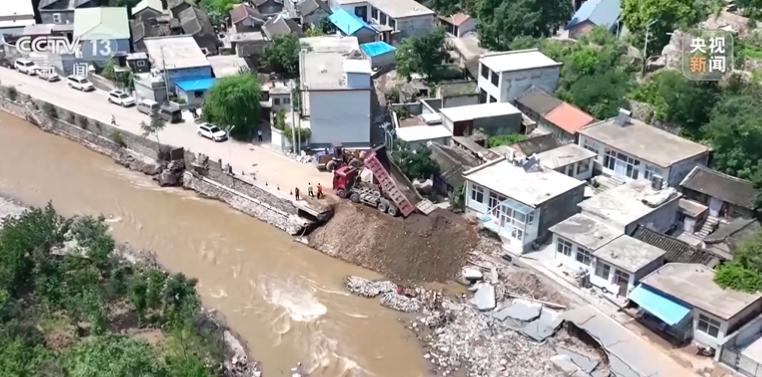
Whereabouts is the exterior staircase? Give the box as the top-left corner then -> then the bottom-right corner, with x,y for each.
697,215 -> 720,238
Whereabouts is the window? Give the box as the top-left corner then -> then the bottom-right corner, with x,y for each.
594,261 -> 610,279
489,95 -> 496,103
583,140 -> 598,154
283,98 -> 291,105
618,153 -> 641,179
371,6 -> 378,19
194,91 -> 204,98
556,238 -> 572,257
489,192 -> 506,215
273,98 -> 280,105
603,149 -> 616,170
470,184 -> 484,203
697,314 -> 721,338
527,212 -> 535,224
614,269 -> 630,286
576,160 -> 589,175
644,164 -> 658,180
53,13 -> 61,23
380,12 -> 387,24
481,65 -> 489,79
511,227 -> 524,241
136,60 -> 146,67
491,71 -> 499,86
575,248 -> 592,266
389,18 -> 396,28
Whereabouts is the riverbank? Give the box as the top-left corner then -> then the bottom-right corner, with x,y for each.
0,195 -> 266,377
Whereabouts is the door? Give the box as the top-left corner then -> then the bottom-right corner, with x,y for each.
709,197 -> 724,217
614,158 -> 627,179
453,120 -> 473,136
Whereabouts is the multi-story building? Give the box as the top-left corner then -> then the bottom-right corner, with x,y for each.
477,49 -> 561,104
329,0 -> 435,43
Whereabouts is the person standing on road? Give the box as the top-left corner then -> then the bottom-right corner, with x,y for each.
110,114 -> 116,126
307,182 -> 314,197
294,187 -> 300,201
257,129 -> 263,142
316,183 -> 323,199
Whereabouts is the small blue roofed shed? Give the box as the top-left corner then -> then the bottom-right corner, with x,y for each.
361,41 -> 395,57
629,284 -> 691,326
360,41 -> 396,68
329,8 -> 376,42
175,78 -> 216,108
567,0 -> 620,37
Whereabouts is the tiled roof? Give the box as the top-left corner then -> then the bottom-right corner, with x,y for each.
262,14 -> 303,38
544,102 -> 595,135
509,134 -> 559,156
515,86 -> 563,116
680,166 -> 757,210
230,3 -> 262,24
567,0 -> 621,30
630,225 -> 718,266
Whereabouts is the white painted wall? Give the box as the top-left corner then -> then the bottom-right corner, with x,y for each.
306,89 -> 371,146
552,234 -> 594,273
395,15 -> 436,39
500,67 -> 560,102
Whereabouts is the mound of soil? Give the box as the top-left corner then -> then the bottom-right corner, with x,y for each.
309,203 -> 478,283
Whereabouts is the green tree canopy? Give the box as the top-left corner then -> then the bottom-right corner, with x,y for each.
202,73 -> 262,140
261,34 -> 301,78
392,141 -> 440,180
476,0 -> 572,50
487,134 -> 527,148
395,28 -> 449,81
715,230 -> 762,292
621,0 -> 705,55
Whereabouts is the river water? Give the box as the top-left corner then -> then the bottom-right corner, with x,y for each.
0,112 -> 427,377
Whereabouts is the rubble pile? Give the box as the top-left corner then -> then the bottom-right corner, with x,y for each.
343,275 -> 396,297
223,355 -> 262,377
380,291 -> 422,312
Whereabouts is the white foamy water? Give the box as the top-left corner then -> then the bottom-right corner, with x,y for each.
261,278 -> 328,322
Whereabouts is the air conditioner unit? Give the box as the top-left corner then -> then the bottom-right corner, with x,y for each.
650,174 -> 664,190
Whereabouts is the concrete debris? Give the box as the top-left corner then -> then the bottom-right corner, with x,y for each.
551,354 -> 583,375
462,266 -> 483,282
469,283 -> 496,311
521,308 -> 563,342
344,275 -> 397,298
380,291 -> 422,312
556,347 -> 599,374
494,299 -> 542,322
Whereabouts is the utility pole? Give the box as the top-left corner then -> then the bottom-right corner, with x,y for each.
289,80 -> 297,155
161,46 -> 170,104
642,19 -> 656,76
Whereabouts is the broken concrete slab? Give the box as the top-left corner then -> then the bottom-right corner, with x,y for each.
462,266 -> 483,281
557,347 -> 599,374
498,299 -> 543,322
551,354 -> 581,374
469,283 -> 496,311
522,308 -> 563,342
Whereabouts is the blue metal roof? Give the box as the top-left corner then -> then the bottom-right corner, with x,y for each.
567,0 -> 620,30
176,78 -> 215,92
629,285 -> 691,326
329,8 -> 375,35
360,41 -> 396,57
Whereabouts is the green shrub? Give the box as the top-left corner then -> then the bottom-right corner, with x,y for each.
6,86 -> 18,101
110,131 -> 126,148
283,126 -> 311,141
41,103 -> 58,119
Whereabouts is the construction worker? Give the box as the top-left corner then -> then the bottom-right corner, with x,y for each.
294,187 -> 300,201
307,182 -> 314,197
316,183 -> 323,199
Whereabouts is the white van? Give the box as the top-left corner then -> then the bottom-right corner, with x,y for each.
66,75 -> 95,92
14,58 -> 37,75
136,99 -> 160,115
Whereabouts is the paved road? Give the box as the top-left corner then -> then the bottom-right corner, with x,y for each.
0,67 -> 333,196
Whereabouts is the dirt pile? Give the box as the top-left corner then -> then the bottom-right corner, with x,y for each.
309,203 -> 478,283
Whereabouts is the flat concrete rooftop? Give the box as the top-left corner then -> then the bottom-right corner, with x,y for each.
580,180 -> 681,230
299,36 -> 370,90
536,144 -> 596,170
593,235 -> 665,274
642,263 -> 762,320
549,214 -> 623,250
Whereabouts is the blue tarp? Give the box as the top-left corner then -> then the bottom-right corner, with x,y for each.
329,8 -> 375,35
361,41 -> 396,57
567,0 -> 620,30
629,285 -> 691,326
176,78 -> 215,92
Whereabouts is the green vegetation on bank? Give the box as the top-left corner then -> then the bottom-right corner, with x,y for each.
202,73 -> 262,141
0,205 -> 223,377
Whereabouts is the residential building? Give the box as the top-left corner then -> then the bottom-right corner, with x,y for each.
477,49 -> 561,104
463,155 -> 586,253
330,0 -> 435,43
535,144 -> 596,180
549,213 -> 623,273
630,225 -> 719,266
360,41 -> 395,68
39,0 -> 97,25
250,0 -> 284,16
230,3 -> 265,32
704,218 -> 761,260
143,35 -> 212,90
298,36 -> 372,147
167,0 -> 191,17
631,263 -> 762,357
515,87 -> 595,144
439,102 -> 522,137
680,166 -> 758,219
429,142 -> 481,197
126,52 -> 151,73
261,80 -> 293,112
262,14 -> 304,39
395,125 -> 451,147
175,78 -> 215,108
0,0 -> 35,37
131,0 -> 164,22
74,7 -> 131,61
285,0 -> 331,27
178,7 -> 218,55
579,179 -> 682,235
578,110 -> 710,187
439,13 -> 475,38
447,32 -> 487,79
329,8 -> 378,43
566,0 -> 620,39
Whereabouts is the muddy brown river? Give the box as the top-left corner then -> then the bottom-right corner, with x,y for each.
0,112 -> 427,377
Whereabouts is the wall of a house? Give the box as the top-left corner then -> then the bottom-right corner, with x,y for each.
41,10 -> 75,25
552,234 -> 595,273
667,152 -> 710,188
692,310 -> 730,351
456,18 -> 476,37
395,15 -> 436,39
306,89 -> 371,147
368,51 -> 395,68
537,184 -> 585,246
499,67 -> 560,103
628,196 -> 681,234
473,112 -> 522,136
353,28 -> 378,44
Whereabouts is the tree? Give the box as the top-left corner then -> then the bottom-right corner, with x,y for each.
631,70 -> 719,138
140,111 -> 167,153
128,277 -> 148,325
392,141 -> 439,180
715,230 -> 762,292
201,73 -> 261,140
621,0 -> 705,56
261,34 -> 301,77
199,0 -> 240,14
736,0 -> 762,19
424,0 -> 460,15
305,26 -> 324,37
63,336 -> 165,377
396,28 -> 449,81
476,0 -> 572,50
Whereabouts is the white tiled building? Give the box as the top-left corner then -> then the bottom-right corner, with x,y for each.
477,49 -> 561,103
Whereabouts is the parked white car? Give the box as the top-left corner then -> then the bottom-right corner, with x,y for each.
66,75 -> 95,92
107,90 -> 135,107
197,123 -> 228,142
36,68 -> 60,82
14,58 -> 37,75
